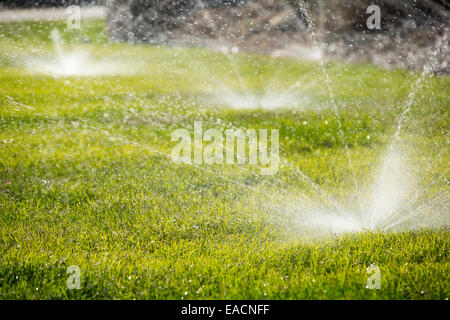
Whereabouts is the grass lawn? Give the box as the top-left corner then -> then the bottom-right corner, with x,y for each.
0,19 -> 448,299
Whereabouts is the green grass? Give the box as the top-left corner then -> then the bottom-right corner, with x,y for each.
0,19 -> 448,299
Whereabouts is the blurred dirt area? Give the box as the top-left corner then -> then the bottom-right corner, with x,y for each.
180,1 -> 449,74
320,25 -> 449,75
106,0 -> 449,74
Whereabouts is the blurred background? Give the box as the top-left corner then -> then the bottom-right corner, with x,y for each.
1,0 -> 101,7
1,0 -> 448,73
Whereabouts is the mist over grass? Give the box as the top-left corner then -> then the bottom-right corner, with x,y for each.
0,20 -> 448,299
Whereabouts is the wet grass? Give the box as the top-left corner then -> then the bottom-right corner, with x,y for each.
0,20 -> 448,299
